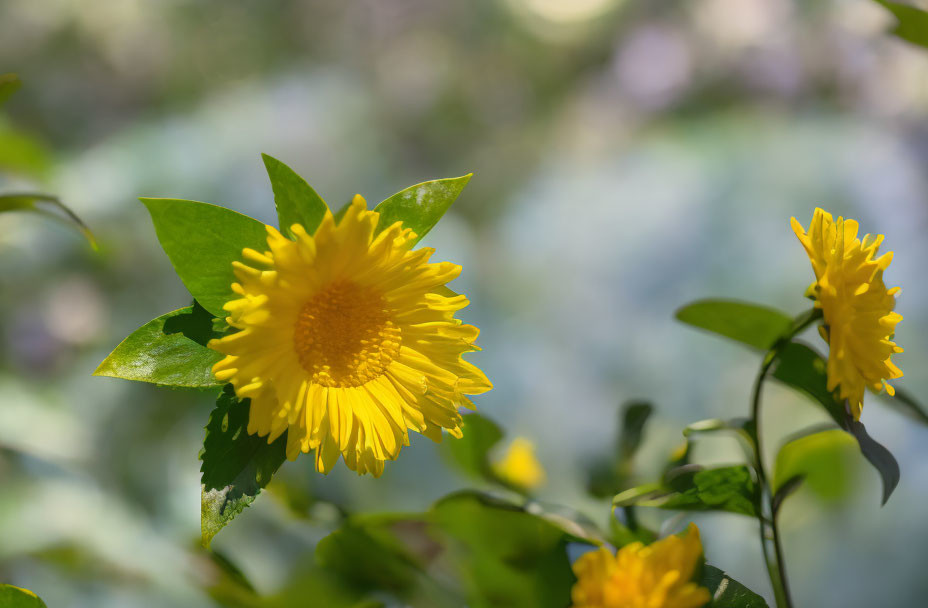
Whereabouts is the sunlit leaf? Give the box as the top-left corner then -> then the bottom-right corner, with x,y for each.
0,585 -> 47,608
874,0 -> 928,48
140,198 -> 268,317
675,299 -> 793,350
262,153 -> 328,237
613,465 -> 757,517
200,386 -> 287,547
0,127 -> 51,176
374,174 -> 472,245
773,428 -> 857,503
430,491 -> 576,608
94,303 -> 223,388
770,341 -> 900,504
702,565 -> 769,607
0,193 -> 96,248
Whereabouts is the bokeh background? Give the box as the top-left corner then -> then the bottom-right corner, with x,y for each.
2,0 -> 928,606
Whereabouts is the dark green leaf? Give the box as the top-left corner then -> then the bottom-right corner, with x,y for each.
0,73 -> 21,106
430,491 -> 576,608
200,386 -> 287,547
200,548 -> 262,608
262,153 -> 328,237
444,412 -> 504,481
614,465 -> 757,517
770,341 -> 900,504
587,401 -> 654,498
0,193 -> 96,248
374,174 -> 472,245
847,419 -> 900,505
675,299 -> 793,350
94,304 -> 224,388
772,476 -> 804,516
702,565 -> 769,607
0,585 -> 47,608
140,198 -> 268,317
880,386 -> 928,425
316,518 -> 423,595
874,0 -> 928,48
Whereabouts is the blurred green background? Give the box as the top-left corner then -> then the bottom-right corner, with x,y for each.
2,0 -> 928,605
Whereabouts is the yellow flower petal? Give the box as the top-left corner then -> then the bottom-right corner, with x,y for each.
791,208 -> 903,419
209,195 -> 491,475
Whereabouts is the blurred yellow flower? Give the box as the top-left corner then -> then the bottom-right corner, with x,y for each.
791,208 -> 903,419
209,195 -> 491,476
570,523 -> 710,608
492,436 -> 546,490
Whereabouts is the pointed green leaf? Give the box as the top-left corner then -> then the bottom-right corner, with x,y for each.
95,303 -> 223,388
770,341 -> 900,504
874,0 -> 928,48
0,585 -> 47,608
262,153 -> 328,237
701,565 -> 769,607
0,73 -> 21,106
614,465 -> 757,517
675,299 -> 793,350
201,386 -> 287,547
588,401 -> 653,498
0,193 -> 97,248
140,198 -> 268,317
374,174 -> 472,244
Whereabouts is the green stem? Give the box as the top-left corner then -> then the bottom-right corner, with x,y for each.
749,309 -> 819,608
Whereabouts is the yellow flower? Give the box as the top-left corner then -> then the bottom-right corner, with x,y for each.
570,523 -> 711,608
208,195 -> 492,476
791,208 -> 903,419
491,436 -> 546,490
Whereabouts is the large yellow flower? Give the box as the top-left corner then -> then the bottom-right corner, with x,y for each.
791,208 -> 903,419
571,523 -> 710,608
208,195 -> 492,476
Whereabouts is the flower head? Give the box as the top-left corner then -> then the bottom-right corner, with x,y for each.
491,436 -> 546,490
208,195 -> 491,476
571,523 -> 710,608
791,208 -> 903,419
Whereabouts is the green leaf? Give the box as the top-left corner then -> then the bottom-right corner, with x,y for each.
0,73 -> 21,106
0,193 -> 97,249
316,517 -> 423,596
374,174 -> 472,245
675,299 -> 793,350
773,428 -> 857,502
702,565 -> 769,608
0,585 -> 47,608
614,465 -> 757,517
444,412 -> 504,482
0,127 -> 51,177
94,303 -> 224,388
140,198 -> 269,317
874,0 -> 928,48
262,153 -> 328,237
683,417 -> 756,463
429,491 -> 576,608
770,341 -> 900,504
587,401 -> 653,498
200,386 -> 287,547
880,386 -> 928,426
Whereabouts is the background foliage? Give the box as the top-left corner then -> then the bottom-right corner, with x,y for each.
2,0 -> 928,606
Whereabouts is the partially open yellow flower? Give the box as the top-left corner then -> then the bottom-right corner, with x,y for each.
571,523 -> 710,608
491,436 -> 546,490
208,195 -> 491,476
791,208 -> 903,419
